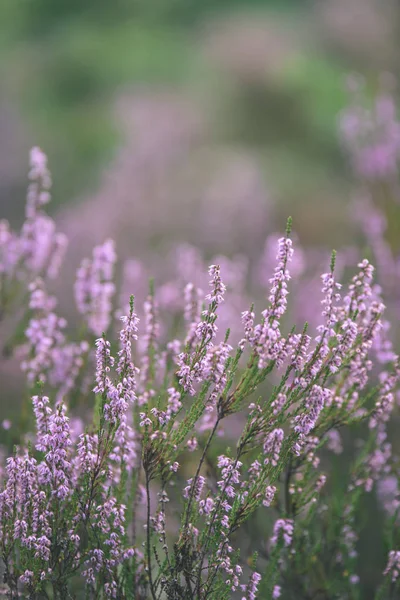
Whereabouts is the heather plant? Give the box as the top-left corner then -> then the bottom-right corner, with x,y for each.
339,74 -> 400,189
0,148 -> 399,600
340,76 -> 400,335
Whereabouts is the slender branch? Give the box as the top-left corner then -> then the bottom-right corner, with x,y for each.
194,444 -> 245,598
183,416 -> 221,535
285,455 -> 293,517
145,470 -> 157,600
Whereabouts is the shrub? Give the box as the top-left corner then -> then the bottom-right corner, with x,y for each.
0,146 -> 399,600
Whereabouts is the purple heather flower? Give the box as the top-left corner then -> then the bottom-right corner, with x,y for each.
377,476 -> 400,517
204,341 -> 232,402
271,518 -> 294,547
32,395 -> 52,452
21,297 -> 67,385
206,264 -> 226,306
263,429 -> 284,467
272,585 -> 282,599
93,336 -> 114,396
271,393 -> 286,417
263,485 -> 277,507
319,269 -> 342,339
184,282 -> 202,325
344,259 -> 374,316
75,239 -> 116,336
241,308 -> 255,347
294,385 -> 330,437
384,550 -> 400,582
340,83 -> 400,182
109,414 -> 137,480
183,476 -> 206,501
177,265 -> 228,394
241,571 -> 262,600
326,429 -> 343,455
20,571 -> 34,585
199,497 -> 214,515
38,404 -> 72,499
139,292 -> 160,386
117,304 -> 139,405
258,233 -> 304,291
27,147 -> 51,214
288,332 -> 311,372
252,235 -> 293,368
186,436 -> 198,452
77,432 -> 99,474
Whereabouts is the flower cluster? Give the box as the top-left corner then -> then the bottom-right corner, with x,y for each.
0,146 -> 399,600
0,148 -> 67,319
75,239 -> 117,336
340,75 -> 400,183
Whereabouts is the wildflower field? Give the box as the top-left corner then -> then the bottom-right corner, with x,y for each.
1,2 -> 400,599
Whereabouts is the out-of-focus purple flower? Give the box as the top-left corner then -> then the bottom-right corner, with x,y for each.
272,585 -> 281,599
339,79 -> 400,183
377,475 -> 400,517
384,550 -> 400,582
271,518 -> 294,547
75,239 -> 116,336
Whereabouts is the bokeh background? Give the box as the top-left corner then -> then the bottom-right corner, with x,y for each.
1,1 -> 400,597
1,0 -> 398,234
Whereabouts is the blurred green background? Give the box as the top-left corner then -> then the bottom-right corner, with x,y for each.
1,0 -> 398,237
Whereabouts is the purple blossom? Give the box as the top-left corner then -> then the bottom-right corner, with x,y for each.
38,404 -> 72,499
344,259 -> 374,316
206,264 -> 226,306
294,385 -> 330,437
263,485 -> 277,507
32,395 -> 52,452
263,429 -> 284,467
340,81 -> 400,182
241,571 -> 261,600
177,265 -> 227,394
183,476 -> 206,501
383,550 -> 400,582
271,518 -> 294,547
75,239 -> 116,336
93,336 -> 114,396
272,585 -> 282,599
252,235 -> 293,368
117,303 -> 139,404
2,143 -> 400,598
271,393 -> 286,416
139,292 -> 159,386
